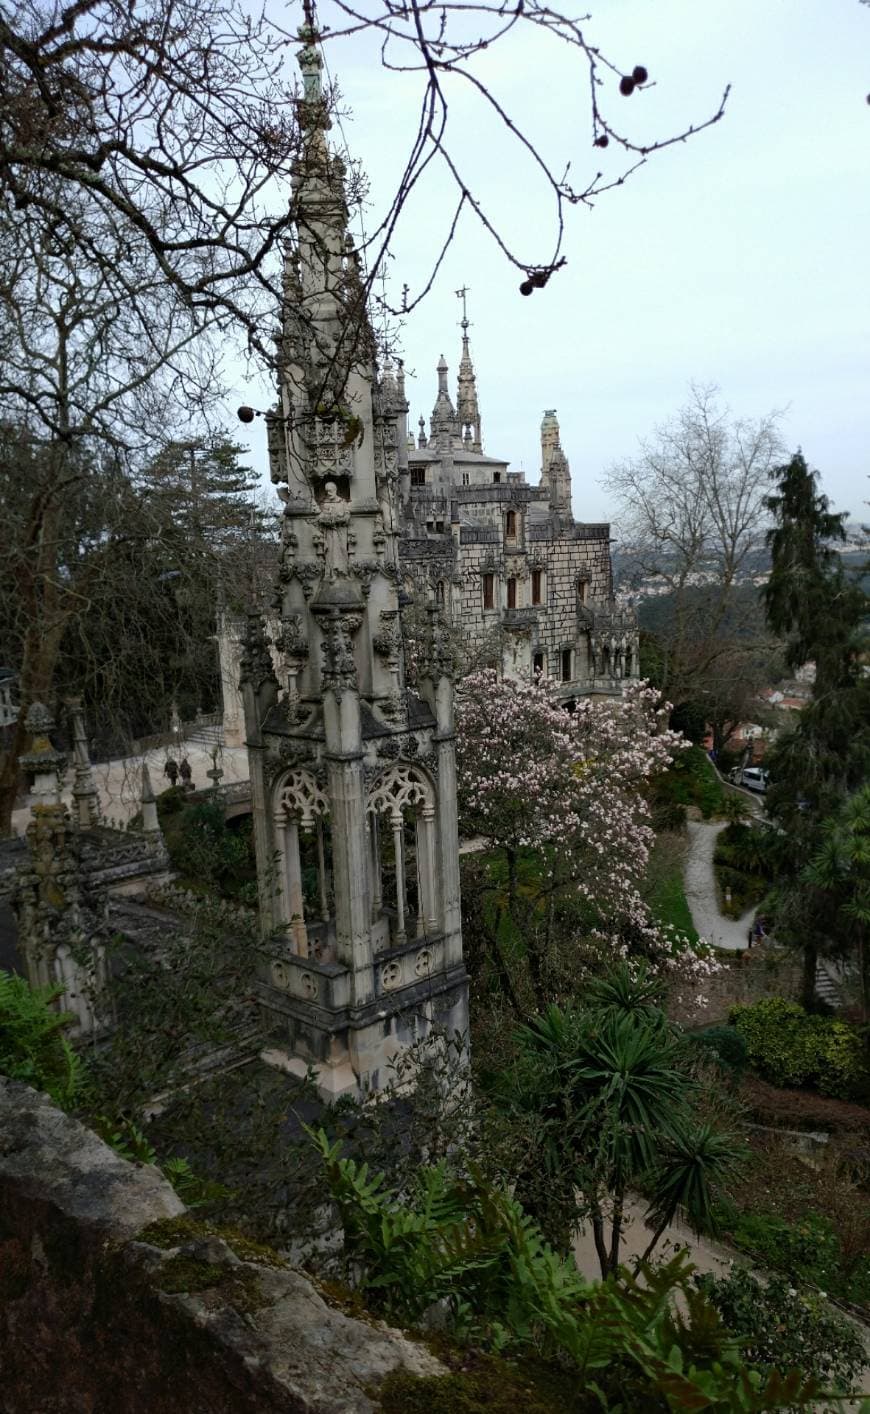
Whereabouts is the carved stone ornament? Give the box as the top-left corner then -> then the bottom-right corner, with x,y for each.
298,971 -> 319,1000
319,609 -> 362,696
238,614 -> 278,691
275,768 -> 329,828
367,763 -> 434,825
275,611 -> 309,664
381,959 -> 403,991
372,609 -> 400,661
291,562 -> 322,600
414,948 -> 434,978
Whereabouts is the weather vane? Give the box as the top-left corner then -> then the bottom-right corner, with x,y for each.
455,285 -> 471,330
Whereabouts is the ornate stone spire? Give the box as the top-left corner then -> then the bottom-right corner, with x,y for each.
239,12 -> 468,1097
539,409 -> 573,520
455,286 -> 482,452
430,354 -> 457,455
67,697 -> 101,828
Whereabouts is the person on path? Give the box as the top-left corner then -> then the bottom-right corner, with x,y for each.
179,757 -> 193,790
164,757 -> 179,787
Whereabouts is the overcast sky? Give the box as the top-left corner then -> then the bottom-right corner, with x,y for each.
234,0 -> 869,528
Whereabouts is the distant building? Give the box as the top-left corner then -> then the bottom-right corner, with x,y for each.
397,320 -> 638,703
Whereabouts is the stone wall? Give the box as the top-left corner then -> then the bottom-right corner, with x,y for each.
0,1078 -> 444,1413
668,944 -> 803,1030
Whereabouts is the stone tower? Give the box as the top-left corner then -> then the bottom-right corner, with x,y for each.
241,22 -> 468,1098
540,409 -> 573,520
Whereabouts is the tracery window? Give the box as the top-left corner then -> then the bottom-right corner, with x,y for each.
273,769 -> 331,955
367,764 -> 439,944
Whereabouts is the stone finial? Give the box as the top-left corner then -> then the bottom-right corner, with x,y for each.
19,702 -> 67,803
455,289 -> 482,452
140,763 -> 162,834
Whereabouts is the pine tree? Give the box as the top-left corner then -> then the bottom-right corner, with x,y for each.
138,438 -> 264,551
762,452 -> 870,1005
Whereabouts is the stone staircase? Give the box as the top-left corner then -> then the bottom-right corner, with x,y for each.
815,960 -> 845,1009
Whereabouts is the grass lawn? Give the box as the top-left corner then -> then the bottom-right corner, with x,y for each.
644,830 -> 698,944
651,745 -> 727,821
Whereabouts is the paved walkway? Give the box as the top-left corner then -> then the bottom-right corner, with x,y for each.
684,819 -> 755,952
11,740 -> 252,836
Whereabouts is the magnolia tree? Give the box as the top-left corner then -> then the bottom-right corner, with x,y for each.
455,670 -> 716,1013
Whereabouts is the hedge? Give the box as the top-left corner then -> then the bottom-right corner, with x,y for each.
730,997 -> 867,1100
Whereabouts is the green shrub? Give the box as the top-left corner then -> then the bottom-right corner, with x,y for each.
727,1210 -> 841,1287
650,746 -> 725,821
313,1129 -> 827,1410
0,970 -> 86,1109
730,998 -> 867,1098
697,1266 -> 865,1397
693,1025 -> 748,1077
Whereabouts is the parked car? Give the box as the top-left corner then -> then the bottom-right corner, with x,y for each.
737,766 -> 768,793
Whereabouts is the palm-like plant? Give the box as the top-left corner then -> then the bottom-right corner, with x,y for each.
502,970 -> 745,1277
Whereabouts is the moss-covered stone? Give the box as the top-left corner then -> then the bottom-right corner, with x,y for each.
141,1215 -> 288,1268
154,1254 -> 267,1313
377,1353 -> 588,1414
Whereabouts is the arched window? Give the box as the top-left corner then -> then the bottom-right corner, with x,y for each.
435,579 -> 446,606
273,769 -> 330,956
367,764 -> 439,944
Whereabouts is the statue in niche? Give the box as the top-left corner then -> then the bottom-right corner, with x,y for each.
317,481 -> 350,580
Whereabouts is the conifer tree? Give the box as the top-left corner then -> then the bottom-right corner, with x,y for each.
762,452 -> 870,1005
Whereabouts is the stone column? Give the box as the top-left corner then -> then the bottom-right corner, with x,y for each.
418,805 -> 439,936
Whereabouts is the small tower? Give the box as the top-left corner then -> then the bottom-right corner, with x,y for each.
67,697 -> 101,828
431,354 -> 457,460
242,20 -> 468,1097
540,409 -> 573,520
13,703 -> 108,1036
455,287 -> 482,452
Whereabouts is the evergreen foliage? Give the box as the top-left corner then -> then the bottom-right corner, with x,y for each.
761,452 -> 870,1006
730,998 -> 867,1098
314,1129 -> 830,1411
494,965 -> 745,1272
697,1267 -> 865,1402
0,969 -> 85,1108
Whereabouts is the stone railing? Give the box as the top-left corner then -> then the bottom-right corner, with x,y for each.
0,1078 -> 445,1413
145,881 -> 259,937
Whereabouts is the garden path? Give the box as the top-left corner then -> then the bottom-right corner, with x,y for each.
684,819 -> 756,952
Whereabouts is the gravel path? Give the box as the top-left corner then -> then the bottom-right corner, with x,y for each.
684,819 -> 755,952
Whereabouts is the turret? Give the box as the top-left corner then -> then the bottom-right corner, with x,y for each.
539,409 -> 573,520
240,15 -> 468,1097
455,287 -> 482,452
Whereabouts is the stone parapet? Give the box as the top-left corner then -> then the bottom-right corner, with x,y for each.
0,1078 -> 446,1413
